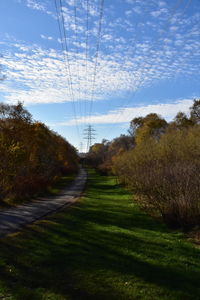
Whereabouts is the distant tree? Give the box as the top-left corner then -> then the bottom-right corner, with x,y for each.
130,113 -> 168,145
101,139 -> 110,146
109,135 -> 134,155
0,102 -> 32,123
172,112 -> 194,128
86,134 -> 134,175
87,142 -> 108,168
190,99 -> 200,124
129,117 -> 144,136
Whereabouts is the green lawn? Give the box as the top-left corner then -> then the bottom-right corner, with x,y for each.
0,169 -> 200,300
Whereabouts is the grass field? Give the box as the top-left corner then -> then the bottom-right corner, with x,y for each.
0,169 -> 200,300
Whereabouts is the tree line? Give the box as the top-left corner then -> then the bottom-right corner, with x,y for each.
0,102 -> 79,204
87,99 -> 200,229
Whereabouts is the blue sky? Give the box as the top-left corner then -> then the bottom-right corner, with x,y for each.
0,0 -> 199,151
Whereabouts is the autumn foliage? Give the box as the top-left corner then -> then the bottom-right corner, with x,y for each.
113,126 -> 200,229
0,102 -> 79,203
87,136 -> 134,175
88,99 -> 200,229
113,99 -> 200,229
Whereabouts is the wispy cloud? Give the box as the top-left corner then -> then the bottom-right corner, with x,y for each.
62,99 -> 196,125
25,0 -> 56,17
1,0 -> 199,106
26,0 -> 46,12
40,34 -> 53,40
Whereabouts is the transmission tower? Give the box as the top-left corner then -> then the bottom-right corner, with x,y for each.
83,125 -> 96,152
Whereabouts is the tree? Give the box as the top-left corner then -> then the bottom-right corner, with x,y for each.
109,135 -> 134,155
129,117 -> 144,136
87,142 -> 108,168
0,102 -> 79,202
172,111 -> 194,128
190,99 -> 200,124
130,113 -> 168,145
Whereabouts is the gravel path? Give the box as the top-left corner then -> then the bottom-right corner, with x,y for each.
0,168 -> 87,237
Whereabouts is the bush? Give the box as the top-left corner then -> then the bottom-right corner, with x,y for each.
113,126 -> 200,229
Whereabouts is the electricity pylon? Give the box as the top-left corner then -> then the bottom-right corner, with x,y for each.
83,125 -> 96,152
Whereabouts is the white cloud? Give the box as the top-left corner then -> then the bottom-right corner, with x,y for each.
25,0 -> 56,18
1,33 -> 199,106
132,6 -> 142,14
26,0 -> 45,11
125,10 -> 132,17
1,0 -> 199,109
170,26 -> 178,31
151,10 -> 162,17
40,34 -> 53,40
102,34 -> 113,41
158,1 -> 166,7
64,99 -> 195,125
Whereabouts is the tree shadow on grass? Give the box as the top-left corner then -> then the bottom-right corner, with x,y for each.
0,171 -> 200,299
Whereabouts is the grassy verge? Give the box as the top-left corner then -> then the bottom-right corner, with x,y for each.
0,169 -> 200,300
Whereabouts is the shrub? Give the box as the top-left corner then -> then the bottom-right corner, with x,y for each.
113,126 -> 200,229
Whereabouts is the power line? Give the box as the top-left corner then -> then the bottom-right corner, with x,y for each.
83,0 -> 90,126
59,0 -> 76,102
88,0 -> 104,119
54,0 -> 80,139
73,0 -> 83,131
